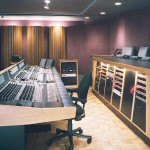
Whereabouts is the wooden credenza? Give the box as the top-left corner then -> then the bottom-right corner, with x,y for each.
92,56 -> 150,144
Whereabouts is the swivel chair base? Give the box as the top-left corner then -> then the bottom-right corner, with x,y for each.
48,119 -> 92,150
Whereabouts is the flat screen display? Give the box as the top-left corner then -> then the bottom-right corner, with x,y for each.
0,75 -> 5,85
9,66 -> 18,75
19,61 -> 25,68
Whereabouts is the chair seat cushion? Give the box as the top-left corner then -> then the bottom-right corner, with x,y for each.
67,88 -> 78,93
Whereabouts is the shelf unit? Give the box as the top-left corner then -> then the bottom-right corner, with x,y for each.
98,63 -> 107,96
132,73 -> 146,132
104,65 -> 115,102
59,59 -> 78,87
112,67 -> 125,110
92,56 -> 150,144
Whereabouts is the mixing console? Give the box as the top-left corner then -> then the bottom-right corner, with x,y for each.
15,71 -> 31,80
19,84 -> 35,100
0,59 -> 76,127
29,72 -> 38,80
47,83 -> 61,102
0,83 -> 22,100
12,65 -> 55,83
0,80 -> 62,107
23,65 -> 34,71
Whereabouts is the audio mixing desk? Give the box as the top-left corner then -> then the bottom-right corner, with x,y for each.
0,60 -> 76,126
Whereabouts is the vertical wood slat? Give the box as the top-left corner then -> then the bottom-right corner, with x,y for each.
0,26 -> 22,68
0,26 -> 66,68
13,26 -> 22,56
49,26 -> 66,70
27,26 -> 45,65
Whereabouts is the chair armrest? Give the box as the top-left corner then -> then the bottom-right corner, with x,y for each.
66,88 -> 78,93
72,97 -> 87,104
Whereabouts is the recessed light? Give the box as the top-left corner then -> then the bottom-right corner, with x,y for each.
44,5 -> 49,9
44,0 -> 50,4
115,2 -> 122,6
100,12 -> 106,15
85,17 -> 90,19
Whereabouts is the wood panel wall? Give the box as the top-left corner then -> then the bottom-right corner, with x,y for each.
27,26 -> 45,65
0,26 -> 66,69
49,26 -> 66,70
0,26 -> 22,69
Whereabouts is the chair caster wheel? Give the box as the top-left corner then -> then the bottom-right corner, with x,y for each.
87,137 -> 92,144
69,145 -> 74,150
48,140 -> 53,146
79,128 -> 83,134
56,129 -> 61,135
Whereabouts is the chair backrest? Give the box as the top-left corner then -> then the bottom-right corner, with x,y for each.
77,72 -> 92,101
122,46 -> 134,56
138,47 -> 149,57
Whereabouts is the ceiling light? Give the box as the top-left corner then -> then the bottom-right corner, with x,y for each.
85,17 -> 90,19
44,5 -> 49,9
115,2 -> 122,6
44,2 -> 49,9
44,6 -> 49,9
100,12 -> 106,15
44,0 -> 50,4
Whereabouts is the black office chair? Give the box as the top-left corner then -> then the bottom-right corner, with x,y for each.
48,72 -> 92,150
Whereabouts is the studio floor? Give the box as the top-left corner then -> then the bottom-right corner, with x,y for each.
26,90 -> 150,150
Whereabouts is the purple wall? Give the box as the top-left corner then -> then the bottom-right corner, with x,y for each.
109,8 -> 150,53
84,21 -> 110,73
66,25 -> 85,74
67,8 -> 150,74
66,21 -> 110,74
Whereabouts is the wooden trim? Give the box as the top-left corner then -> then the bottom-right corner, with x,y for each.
90,54 -> 112,57
0,105 -> 76,126
131,72 -> 138,121
0,59 -> 24,75
92,60 -> 97,89
110,66 -> 116,104
146,74 -> 150,138
59,59 -> 78,63
92,57 -> 150,75
119,68 -> 126,111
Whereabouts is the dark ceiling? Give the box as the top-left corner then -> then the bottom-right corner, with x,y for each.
0,0 -> 150,21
